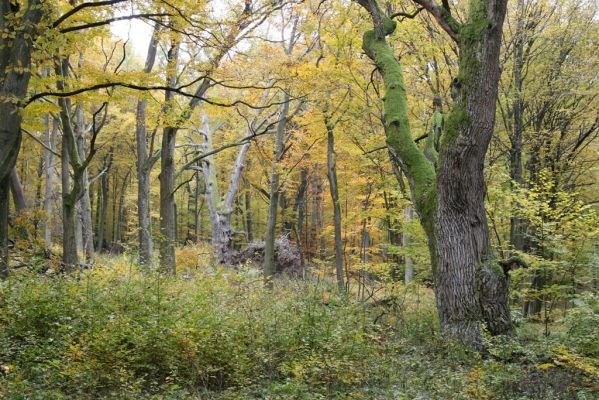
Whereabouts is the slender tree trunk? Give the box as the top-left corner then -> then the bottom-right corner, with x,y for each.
245,184 -> 253,242
75,103 -> 94,260
136,26 -> 159,267
404,205 -> 414,284
116,169 -> 131,247
264,93 -> 290,284
43,116 -> 58,247
509,0 -> 527,253
0,175 -> 9,278
294,168 -> 308,268
9,168 -> 27,212
96,153 -> 112,251
326,123 -> 344,291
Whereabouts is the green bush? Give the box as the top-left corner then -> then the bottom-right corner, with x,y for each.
1,260 -> 597,399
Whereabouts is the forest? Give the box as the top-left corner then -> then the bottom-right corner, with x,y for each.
0,0 -> 598,398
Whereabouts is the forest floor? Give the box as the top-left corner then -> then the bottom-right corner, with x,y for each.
0,247 -> 598,399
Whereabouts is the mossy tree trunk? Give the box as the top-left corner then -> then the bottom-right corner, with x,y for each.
357,0 -> 511,348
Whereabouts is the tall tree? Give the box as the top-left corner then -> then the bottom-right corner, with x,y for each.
356,0 -> 511,347
0,0 -> 43,275
136,26 -> 160,268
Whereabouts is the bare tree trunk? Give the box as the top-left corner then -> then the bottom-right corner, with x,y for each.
43,116 -> 58,247
75,102 -> 94,260
96,154 -> 112,252
9,168 -> 27,212
294,167 -> 308,268
60,125 -> 78,268
245,183 -> 253,242
404,205 -> 414,284
0,177 -> 9,278
264,93 -> 290,284
136,26 -> 159,267
326,122 -> 344,292
0,0 -> 43,274
158,39 -> 180,275
509,0 -> 527,254
115,169 -> 131,247
200,114 -> 252,268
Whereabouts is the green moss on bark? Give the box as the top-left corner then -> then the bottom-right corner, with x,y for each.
362,18 -> 435,210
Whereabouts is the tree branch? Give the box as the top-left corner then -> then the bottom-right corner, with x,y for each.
51,0 -> 128,28
25,81 -> 299,110
390,7 -> 424,20
59,13 -> 169,34
411,0 -> 460,42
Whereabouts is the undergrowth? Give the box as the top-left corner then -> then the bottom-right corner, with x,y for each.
0,253 -> 597,399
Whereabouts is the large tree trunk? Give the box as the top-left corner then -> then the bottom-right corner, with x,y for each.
200,114 -> 252,268
435,0 -> 511,345
326,122 -> 345,292
136,26 -> 159,268
61,126 -> 78,268
0,0 -> 43,274
158,39 -> 180,275
358,0 -> 510,347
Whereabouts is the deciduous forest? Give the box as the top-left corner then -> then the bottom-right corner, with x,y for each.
0,0 -> 598,398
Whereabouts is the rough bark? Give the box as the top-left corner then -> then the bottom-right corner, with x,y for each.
60,120 -> 78,268
158,39 -> 180,275
435,0 -> 511,344
357,0 -> 511,347
136,26 -> 159,268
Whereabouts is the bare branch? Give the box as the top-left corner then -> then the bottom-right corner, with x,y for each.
51,0 -> 128,28
411,0 -> 460,42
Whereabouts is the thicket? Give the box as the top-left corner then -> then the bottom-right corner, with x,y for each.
0,252 -> 597,399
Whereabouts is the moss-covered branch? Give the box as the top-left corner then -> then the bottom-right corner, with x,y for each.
358,7 -> 435,218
